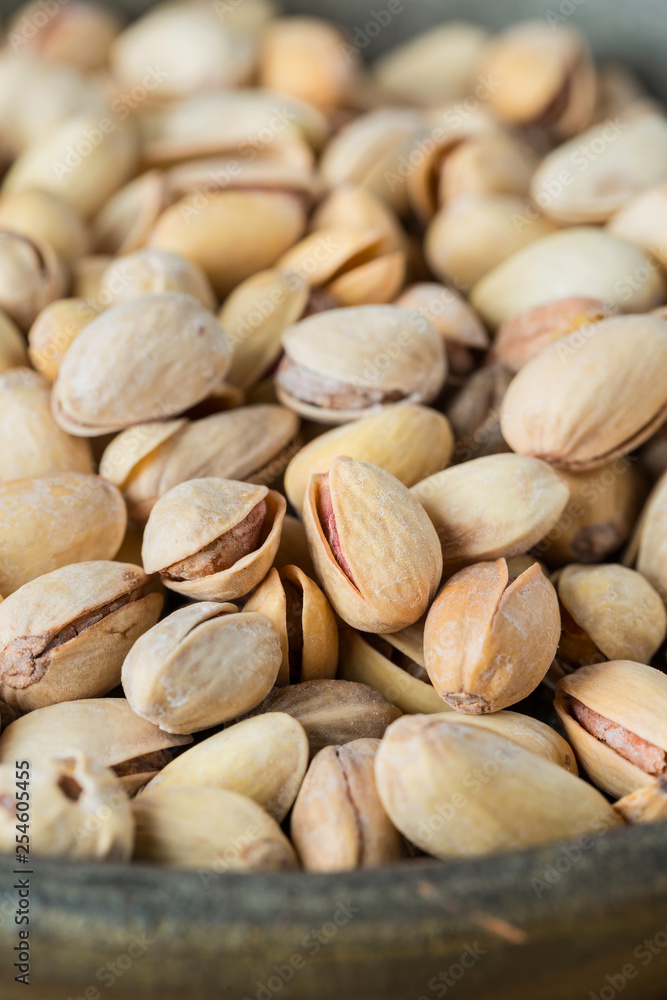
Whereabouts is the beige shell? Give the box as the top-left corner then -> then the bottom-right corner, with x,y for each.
0,188 -> 90,264
326,250 -> 406,307
259,16 -> 358,109
614,779 -> 667,825
92,170 -> 170,257
303,457 -> 443,633
0,367 -> 92,481
394,283 -> 488,350
142,478 -> 286,602
311,186 -> 406,256
424,559 -> 560,713
411,453 -> 569,572
472,228 -> 664,329
8,0 -> 121,70
491,297 -> 610,373
53,293 -> 232,436
285,404 -> 453,514
0,561 -> 163,712
500,315 -> 667,470
28,298 -> 100,383
0,754 -> 134,861
122,602 -> 282,734
634,468 -> 667,602
132,786 -> 297,871
98,249 -> 216,309
555,660 -> 667,797
277,306 -> 447,424
291,738 -> 405,872
608,184 -> 667,270
141,713 -> 308,822
0,231 -> 68,331
71,254 -> 111,301
433,711 -> 578,773
0,308 -> 28,374
0,473 -> 127,596
244,565 -> 338,686
166,157 -> 324,206
374,715 -> 621,860
274,514 -> 316,578
0,699 -> 192,795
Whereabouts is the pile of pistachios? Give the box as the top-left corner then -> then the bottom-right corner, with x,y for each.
0,0 -> 666,873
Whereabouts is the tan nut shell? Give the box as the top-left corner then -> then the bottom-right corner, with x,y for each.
311,186 -> 406,256
374,715 -> 621,860
98,249 -> 216,309
0,309 -> 27,374
274,514 -> 316,578
259,17 -> 357,109
0,561 -> 163,712
304,457 -> 443,633
0,473 -> 127,596
491,297 -> 610,373
291,738 -> 405,872
412,453 -> 569,571
132,787 -> 297,871
28,298 -> 101,383
142,478 -> 286,602
434,711 -> 577,773
141,713 -> 309,822
0,231 -> 68,331
92,170 -> 169,257
634,468 -> 667,602
424,560 -> 560,713
53,293 -> 232,436
608,184 -> 667,269
122,602 -> 282,734
394,283 -> 489,350
285,404 -> 453,514
500,315 -> 667,470
555,660 -> 667,797
0,188 -> 91,265
558,563 -> 666,664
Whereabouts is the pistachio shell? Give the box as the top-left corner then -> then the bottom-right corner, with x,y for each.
0,188 -> 90,264
28,298 -> 100,382
608,184 -> 667,269
277,228 -> 387,288
99,420 -> 185,492
8,0 -> 121,70
0,473 -> 127,596
92,170 -> 169,256
434,711 -> 577,773
635,468 -> 667,601
0,231 -> 68,331
98,249 -> 216,309
71,254 -> 111,301
614,779 -> 667,824
394,283 -> 489,350
412,453 -> 569,571
141,713 -> 308,822
445,363 -> 513,464
500,315 -> 667,470
166,157 -> 324,205
311,186 -> 406,256
259,17 -> 358,109
0,308 -> 28,374
274,514 -> 316,577
492,297 -> 610,373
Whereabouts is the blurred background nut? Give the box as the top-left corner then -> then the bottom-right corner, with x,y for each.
0,561 -> 163,712
632,468 -> 667,603
7,0 -> 122,71
444,363 -> 512,463
92,171 -> 169,258
0,231 -> 67,331
0,189 -> 91,265
311,186 -> 407,257
71,254 -> 111,301
424,559 -> 560,714
491,297 -> 611,373
28,298 -> 100,383
98,249 -> 216,309
0,308 -> 27,374
122,602 -> 283,734
607,184 -> 667,269
142,478 -> 286,602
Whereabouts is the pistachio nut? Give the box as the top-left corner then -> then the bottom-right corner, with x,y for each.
98,249 -> 216,309
303,457 -> 442,632
444,363 -> 513,464
123,602 -> 282,734
492,297 -> 610,373
555,660 -> 667,797
0,561 -> 163,712
614,778 -> 667,825
291,738 -> 405,872
472,228 -> 664,329
433,711 -> 577,773
0,308 -> 28,374
244,565 -> 338,686
311,186 -> 407,257
0,754 -> 134,861
412,453 -> 569,572
0,231 -> 68,331
0,698 -> 192,795
141,713 -> 308,822
0,367 -> 93,481
248,679 -> 401,758
501,315 -> 667,470
284,404 -> 453,514
608,184 -> 667,270
276,306 -> 447,425
53,293 -> 232,436
259,17 -> 358,109
591,64 -> 650,124
557,564 -> 666,671
633,467 -> 667,602
132,787 -> 297,871
142,478 -> 286,602
0,472 -> 127,596
374,715 -> 621,860
166,156 -> 324,206
424,559 -> 560,713
8,0 -> 121,70
0,188 -> 90,264
92,171 -> 169,258
28,298 -> 100,382
394,282 -> 489,361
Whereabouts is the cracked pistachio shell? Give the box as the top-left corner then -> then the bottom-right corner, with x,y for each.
0,368 -> 92,481
142,478 -> 286,602
149,190 -> 306,298
0,188 -> 91,265
412,453 -> 569,573
0,231 -> 68,331
608,184 -> 667,269
92,170 -> 169,257
52,293 -> 232,436
374,715 -> 621,860
394,283 -> 489,350
122,602 -> 282,734
245,565 -> 338,686
558,564 -> 666,666
141,713 -> 308,822
291,738 -> 405,872
555,660 -> 667,797
98,249 -> 216,309
491,297 -> 610,373
248,679 -> 401,759
259,17 -> 358,109
166,157 -> 324,206
0,754 -> 134,861
311,186 -> 406,256
500,315 -> 667,470
321,249 -> 406,309
101,405 -> 299,523
0,473 -> 126,597
28,298 -> 100,383
614,779 -> 667,825
634,468 -> 667,602
285,404 -> 453,514
133,786 -> 297,871
433,711 -> 577,773
0,699 -> 192,795
0,308 -> 28,374
424,559 -> 560,713
0,561 -> 163,712
304,457 -> 442,632
471,228 -> 664,329
276,306 -> 447,425
533,115 -> 667,225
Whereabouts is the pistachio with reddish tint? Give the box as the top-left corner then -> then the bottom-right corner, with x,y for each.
303,457 -> 442,633
122,602 -> 282,734
492,297 -> 610,372
424,559 -> 560,714
0,561 -> 163,712
142,478 -> 286,602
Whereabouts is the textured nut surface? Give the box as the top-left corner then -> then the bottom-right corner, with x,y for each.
434,711 -> 577,773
